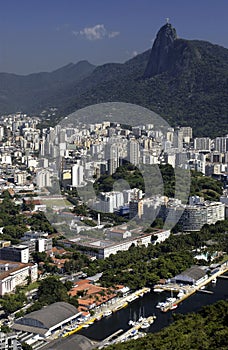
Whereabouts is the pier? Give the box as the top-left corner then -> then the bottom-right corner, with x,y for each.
61,287 -> 151,338
153,262 -> 228,312
197,289 -> 214,294
100,329 -> 123,345
98,315 -> 156,348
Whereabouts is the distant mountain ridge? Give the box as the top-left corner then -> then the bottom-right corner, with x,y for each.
0,23 -> 227,137
0,60 -> 96,113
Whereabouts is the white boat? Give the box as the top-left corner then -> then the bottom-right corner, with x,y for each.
127,294 -> 139,302
156,302 -> 167,309
166,297 -> 177,303
103,310 -> 112,317
170,304 -> 178,310
82,324 -> 90,328
128,320 -> 136,326
153,288 -> 164,293
177,290 -> 185,298
212,278 -> 217,284
138,316 -> 144,323
140,321 -> 150,330
95,314 -> 103,321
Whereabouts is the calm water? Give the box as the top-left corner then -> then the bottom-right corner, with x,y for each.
79,276 -> 228,341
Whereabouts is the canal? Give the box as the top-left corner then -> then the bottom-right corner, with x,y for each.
79,276 -> 228,341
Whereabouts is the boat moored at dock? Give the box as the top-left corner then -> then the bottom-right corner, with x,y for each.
113,301 -> 128,312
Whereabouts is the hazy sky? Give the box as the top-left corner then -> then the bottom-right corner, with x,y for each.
0,0 -> 227,74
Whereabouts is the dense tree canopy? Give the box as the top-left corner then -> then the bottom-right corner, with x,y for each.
84,219 -> 228,289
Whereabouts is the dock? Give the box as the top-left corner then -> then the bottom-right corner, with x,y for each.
218,275 -> 228,279
101,329 -> 124,345
154,262 -> 228,312
197,289 -> 214,294
61,287 -> 151,338
98,315 -> 156,348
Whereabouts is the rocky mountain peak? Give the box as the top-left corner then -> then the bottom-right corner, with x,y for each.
143,22 -> 178,78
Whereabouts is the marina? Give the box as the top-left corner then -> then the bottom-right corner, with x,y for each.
98,315 -> 156,349
60,287 -> 151,338
152,262 -> 228,312
57,263 -> 228,345
78,267 -> 228,343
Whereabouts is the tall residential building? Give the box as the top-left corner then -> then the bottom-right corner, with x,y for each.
173,128 -> 183,151
36,169 -> 52,188
128,139 -> 140,165
194,137 -> 211,152
0,126 -> 4,141
180,127 -> 192,143
72,163 -> 84,187
177,202 -> 225,231
214,136 -> 228,153
105,143 -> 120,175
129,200 -> 143,219
94,191 -> 124,213
0,245 -> 29,263
14,171 -> 27,185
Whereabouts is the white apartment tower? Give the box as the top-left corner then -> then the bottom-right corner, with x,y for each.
194,137 -> 211,152
72,163 -> 84,187
215,136 -> 228,153
128,139 -> 140,165
36,169 -> 52,188
105,143 -> 120,175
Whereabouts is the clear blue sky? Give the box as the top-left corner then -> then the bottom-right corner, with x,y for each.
0,0 -> 227,74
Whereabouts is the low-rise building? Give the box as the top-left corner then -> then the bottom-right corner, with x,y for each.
75,229 -> 170,259
171,266 -> 207,286
40,334 -> 93,350
13,302 -> 81,338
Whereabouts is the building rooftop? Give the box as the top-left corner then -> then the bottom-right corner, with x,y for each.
0,261 -> 34,280
40,334 -> 94,350
14,302 -> 79,331
174,265 -> 206,282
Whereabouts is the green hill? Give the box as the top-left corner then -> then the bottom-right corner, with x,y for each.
0,23 -> 227,137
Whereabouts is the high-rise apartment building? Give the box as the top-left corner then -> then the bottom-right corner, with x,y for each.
72,163 -> 84,187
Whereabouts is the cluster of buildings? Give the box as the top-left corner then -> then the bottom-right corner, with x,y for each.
0,113 -> 227,194
0,112 -> 227,350
0,231 -> 53,296
0,112 -> 227,263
